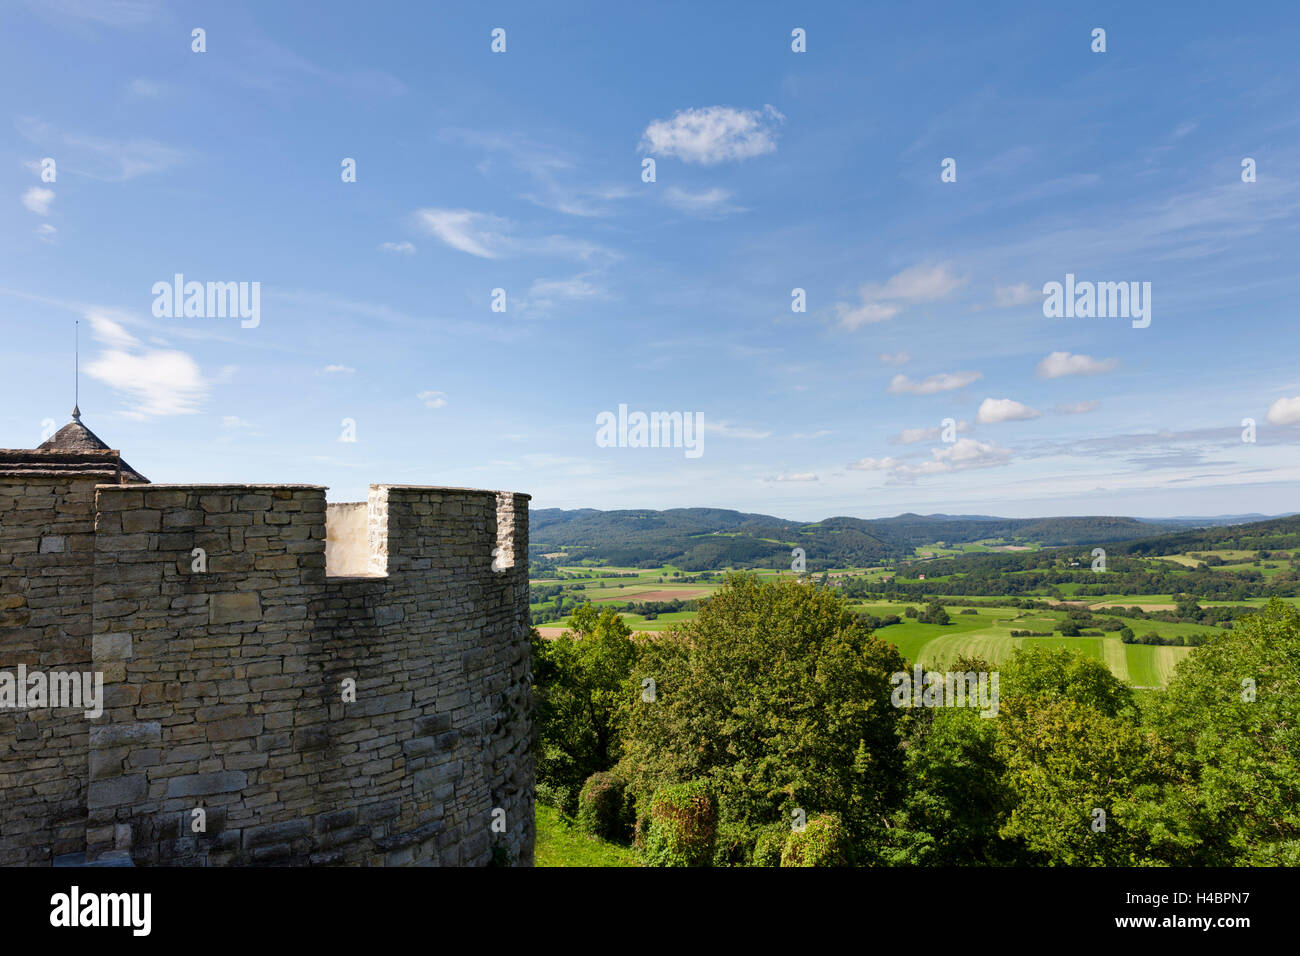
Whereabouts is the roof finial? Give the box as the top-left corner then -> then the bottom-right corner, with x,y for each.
72,320 -> 81,422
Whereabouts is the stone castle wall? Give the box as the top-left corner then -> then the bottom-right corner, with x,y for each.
0,477 -> 101,865
1,482 -> 533,866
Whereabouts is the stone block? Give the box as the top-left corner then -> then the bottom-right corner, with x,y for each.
209,592 -> 261,625
92,632 -> 133,661
165,771 -> 248,798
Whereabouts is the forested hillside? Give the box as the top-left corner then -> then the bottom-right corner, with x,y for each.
529,508 -> 1197,570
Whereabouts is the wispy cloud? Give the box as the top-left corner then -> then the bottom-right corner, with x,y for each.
663,185 -> 743,217
892,439 -> 1013,480
444,128 -> 632,218
887,370 -> 982,395
418,390 -> 447,409
17,117 -> 185,181
22,187 -> 54,215
233,31 -> 407,98
992,282 -> 1037,306
379,241 -> 415,255
414,209 -> 506,258
1055,400 -> 1100,415
847,456 -> 898,472
413,207 -> 617,264
891,420 -> 971,444
83,310 -> 207,418
835,263 -> 965,329
704,421 -> 772,440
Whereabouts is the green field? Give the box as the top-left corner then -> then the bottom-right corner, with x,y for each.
531,549 -> 1281,688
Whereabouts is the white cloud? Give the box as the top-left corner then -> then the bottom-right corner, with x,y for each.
379,240 -> 415,254
418,390 -> 447,409
977,397 -> 1041,424
83,310 -> 206,418
414,208 -> 506,258
891,420 -> 971,444
993,282 -> 1037,306
887,370 -> 982,395
1055,400 -> 1100,415
36,223 -> 57,242
879,351 -> 910,366
847,456 -> 898,471
835,263 -> 964,330
640,105 -> 784,165
1266,396 -> 1300,426
765,472 -> 818,482
1036,351 -> 1120,379
662,186 -> 742,216
221,416 -> 256,429
323,364 -> 355,374
22,186 -> 54,215
894,438 -> 1012,478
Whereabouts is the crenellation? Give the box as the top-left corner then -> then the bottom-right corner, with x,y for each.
2,432 -> 533,867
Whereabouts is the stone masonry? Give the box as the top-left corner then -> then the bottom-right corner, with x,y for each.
0,422 -> 534,866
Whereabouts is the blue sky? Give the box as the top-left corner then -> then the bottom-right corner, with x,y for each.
2,0 -> 1299,520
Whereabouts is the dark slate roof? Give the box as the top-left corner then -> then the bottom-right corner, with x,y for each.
0,414 -> 148,483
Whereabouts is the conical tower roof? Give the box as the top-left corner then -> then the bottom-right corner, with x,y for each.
0,409 -> 148,483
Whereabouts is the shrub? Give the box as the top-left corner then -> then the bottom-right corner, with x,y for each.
642,780 -> 717,867
751,824 -> 788,867
576,771 -> 632,841
535,781 -> 577,818
711,818 -> 759,867
780,813 -> 849,867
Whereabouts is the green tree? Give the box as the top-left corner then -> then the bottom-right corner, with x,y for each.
921,601 -> 949,626
1147,599 -> 1300,864
620,574 -> 908,860
532,605 -> 638,813
998,645 -> 1134,718
884,707 -> 1015,865
994,697 -> 1189,865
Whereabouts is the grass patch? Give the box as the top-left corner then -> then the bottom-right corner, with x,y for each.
534,803 -> 638,867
